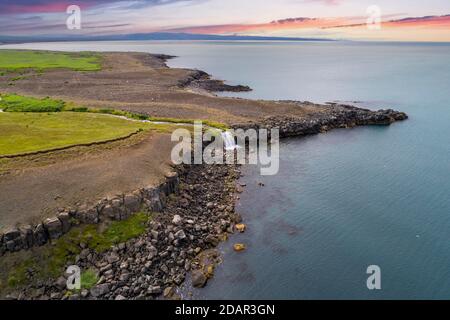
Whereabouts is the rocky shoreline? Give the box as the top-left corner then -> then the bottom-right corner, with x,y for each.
178,69 -> 252,93
233,103 -> 408,137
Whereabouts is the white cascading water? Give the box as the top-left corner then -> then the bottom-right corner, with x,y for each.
222,131 -> 238,150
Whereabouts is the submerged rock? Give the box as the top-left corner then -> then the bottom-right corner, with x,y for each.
235,224 -> 246,233
191,270 -> 207,288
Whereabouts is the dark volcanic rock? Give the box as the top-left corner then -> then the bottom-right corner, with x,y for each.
233,103 -> 408,138
179,70 -> 252,93
191,270 -> 207,288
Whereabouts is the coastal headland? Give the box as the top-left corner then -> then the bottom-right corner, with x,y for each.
0,50 -> 407,299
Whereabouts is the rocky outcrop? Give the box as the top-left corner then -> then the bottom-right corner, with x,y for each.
0,172 -> 180,256
179,70 -> 252,93
233,103 -> 408,138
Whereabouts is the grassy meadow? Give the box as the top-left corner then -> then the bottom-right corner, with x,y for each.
0,50 -> 101,71
0,112 -> 150,156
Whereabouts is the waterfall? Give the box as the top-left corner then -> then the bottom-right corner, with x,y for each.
222,131 -> 238,150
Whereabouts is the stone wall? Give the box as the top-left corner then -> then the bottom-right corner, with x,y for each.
0,171 -> 179,256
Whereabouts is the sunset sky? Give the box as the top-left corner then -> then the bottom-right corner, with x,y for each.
1,0 -> 450,41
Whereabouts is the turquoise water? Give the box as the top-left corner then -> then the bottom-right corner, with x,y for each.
2,41 -> 450,299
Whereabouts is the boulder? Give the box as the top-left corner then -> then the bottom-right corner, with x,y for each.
90,283 -> 110,298
172,215 -> 183,225
175,230 -> 186,240
147,286 -> 162,295
57,211 -> 71,233
4,228 -> 23,252
163,286 -> 175,298
19,225 -> 34,249
77,206 -> 99,224
102,204 -> 115,219
124,193 -> 141,213
33,223 -> 48,246
191,270 -> 207,288
4,228 -> 20,242
44,217 -> 63,239
235,224 -> 246,233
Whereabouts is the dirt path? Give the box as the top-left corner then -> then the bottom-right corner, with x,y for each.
0,132 -> 174,231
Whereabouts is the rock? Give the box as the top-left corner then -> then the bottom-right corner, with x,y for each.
57,211 -> 71,233
106,252 -> 120,264
4,228 -> 20,242
4,227 -> 22,252
179,198 -> 189,208
55,276 -> 67,290
150,230 -> 159,240
172,215 -> 183,225
235,224 -> 246,233
33,223 -> 48,246
233,243 -> 246,252
206,265 -> 215,278
90,283 -> 110,298
147,286 -> 162,295
102,204 -> 115,219
175,230 -> 186,240
191,270 -> 207,288
205,235 -> 219,246
163,286 -> 175,298
148,246 -> 158,259
44,217 -> 63,239
81,289 -> 89,298
50,292 -> 61,300
77,206 -> 99,224
19,225 -> 34,249
115,295 -> 127,300
124,194 -> 141,213
160,264 -> 169,274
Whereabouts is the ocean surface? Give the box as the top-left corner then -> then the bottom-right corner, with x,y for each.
2,41 -> 450,299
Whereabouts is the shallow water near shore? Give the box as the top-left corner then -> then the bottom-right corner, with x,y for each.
2,41 -> 450,299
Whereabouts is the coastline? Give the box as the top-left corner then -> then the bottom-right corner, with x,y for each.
0,49 -> 408,299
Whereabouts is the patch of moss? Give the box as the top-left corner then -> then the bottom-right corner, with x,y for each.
6,259 -> 34,288
81,269 -> 99,290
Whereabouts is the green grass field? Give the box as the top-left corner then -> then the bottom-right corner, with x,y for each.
0,112 -> 151,156
0,50 -> 101,71
0,94 -> 65,112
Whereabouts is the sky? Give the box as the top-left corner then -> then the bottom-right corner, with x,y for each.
1,0 -> 450,41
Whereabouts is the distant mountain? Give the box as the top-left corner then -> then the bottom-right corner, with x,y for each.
0,32 -> 333,44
